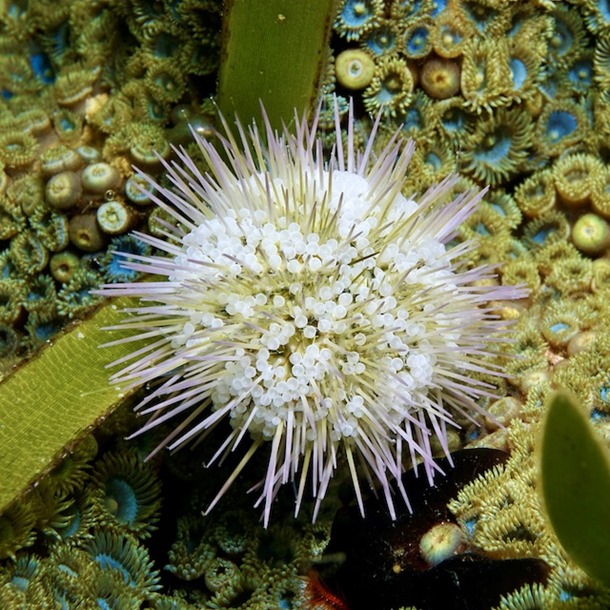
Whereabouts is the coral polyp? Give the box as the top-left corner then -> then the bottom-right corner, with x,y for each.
363,54 -> 413,116
97,103 -> 525,526
335,49 -> 376,90
91,450 -> 162,538
335,0 -> 383,42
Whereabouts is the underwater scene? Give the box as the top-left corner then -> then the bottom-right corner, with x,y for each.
2,0 -> 610,608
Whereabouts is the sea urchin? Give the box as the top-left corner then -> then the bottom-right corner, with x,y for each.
97,103 -> 525,526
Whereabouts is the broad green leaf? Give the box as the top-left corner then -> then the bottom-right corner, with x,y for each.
540,390 -> 610,586
217,0 -> 335,129
0,298 -> 140,513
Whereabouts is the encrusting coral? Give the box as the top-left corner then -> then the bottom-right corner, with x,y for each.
0,403 -> 345,609
0,0 -> 223,364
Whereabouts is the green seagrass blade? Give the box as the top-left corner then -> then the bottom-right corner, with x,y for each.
0,298 -> 140,513
539,390 -> 610,587
217,0 -> 336,128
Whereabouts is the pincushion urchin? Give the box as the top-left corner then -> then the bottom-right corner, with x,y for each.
98,104 -> 525,526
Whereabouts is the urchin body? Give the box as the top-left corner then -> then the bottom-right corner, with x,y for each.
98,105 -> 524,525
